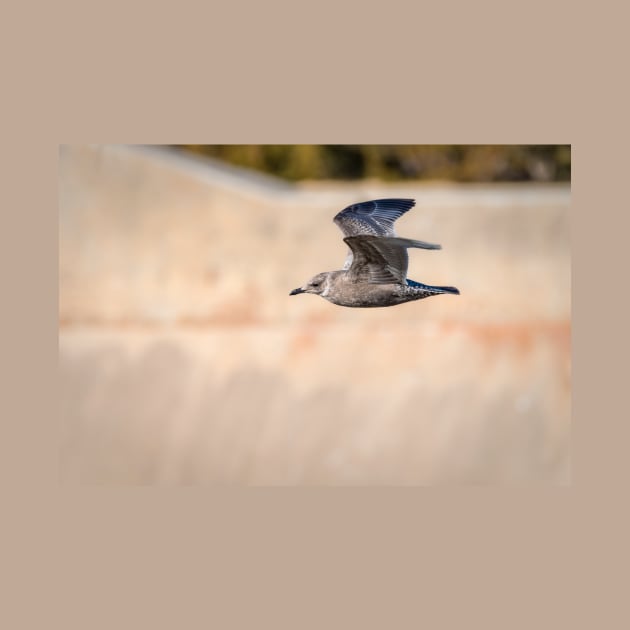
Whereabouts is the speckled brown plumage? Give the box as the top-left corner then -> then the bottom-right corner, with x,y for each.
290,198 -> 459,308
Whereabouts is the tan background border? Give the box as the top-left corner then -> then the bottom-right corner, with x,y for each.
5,0 -> 626,628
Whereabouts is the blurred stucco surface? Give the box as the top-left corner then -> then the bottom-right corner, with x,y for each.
59,145 -> 571,485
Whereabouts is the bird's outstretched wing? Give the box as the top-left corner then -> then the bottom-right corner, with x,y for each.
334,198 -> 416,237
334,199 -> 440,270
344,235 -> 435,284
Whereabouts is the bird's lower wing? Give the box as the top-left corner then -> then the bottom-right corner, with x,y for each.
343,236 -> 409,284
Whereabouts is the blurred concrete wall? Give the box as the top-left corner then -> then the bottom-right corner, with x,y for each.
59,145 -> 571,485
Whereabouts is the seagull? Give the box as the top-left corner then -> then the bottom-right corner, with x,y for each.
289,198 -> 459,308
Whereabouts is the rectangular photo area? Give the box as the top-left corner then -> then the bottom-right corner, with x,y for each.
59,145 -> 571,485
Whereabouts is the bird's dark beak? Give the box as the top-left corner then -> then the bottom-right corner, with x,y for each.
289,287 -> 305,296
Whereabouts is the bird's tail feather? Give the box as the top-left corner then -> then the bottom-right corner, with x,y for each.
407,279 -> 460,295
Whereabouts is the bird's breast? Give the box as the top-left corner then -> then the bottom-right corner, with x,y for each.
323,280 -> 401,308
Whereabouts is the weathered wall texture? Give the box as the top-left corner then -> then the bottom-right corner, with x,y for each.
59,145 -> 571,484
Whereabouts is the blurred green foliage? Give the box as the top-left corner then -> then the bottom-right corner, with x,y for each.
176,145 -> 570,183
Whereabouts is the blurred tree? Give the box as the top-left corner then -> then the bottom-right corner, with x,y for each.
176,145 -> 570,183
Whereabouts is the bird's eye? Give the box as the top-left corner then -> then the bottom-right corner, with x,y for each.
312,283 -> 319,288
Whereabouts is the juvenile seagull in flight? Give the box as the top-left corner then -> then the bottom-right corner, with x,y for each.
290,198 -> 459,308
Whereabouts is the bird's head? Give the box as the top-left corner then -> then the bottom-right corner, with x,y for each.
290,272 -> 330,297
